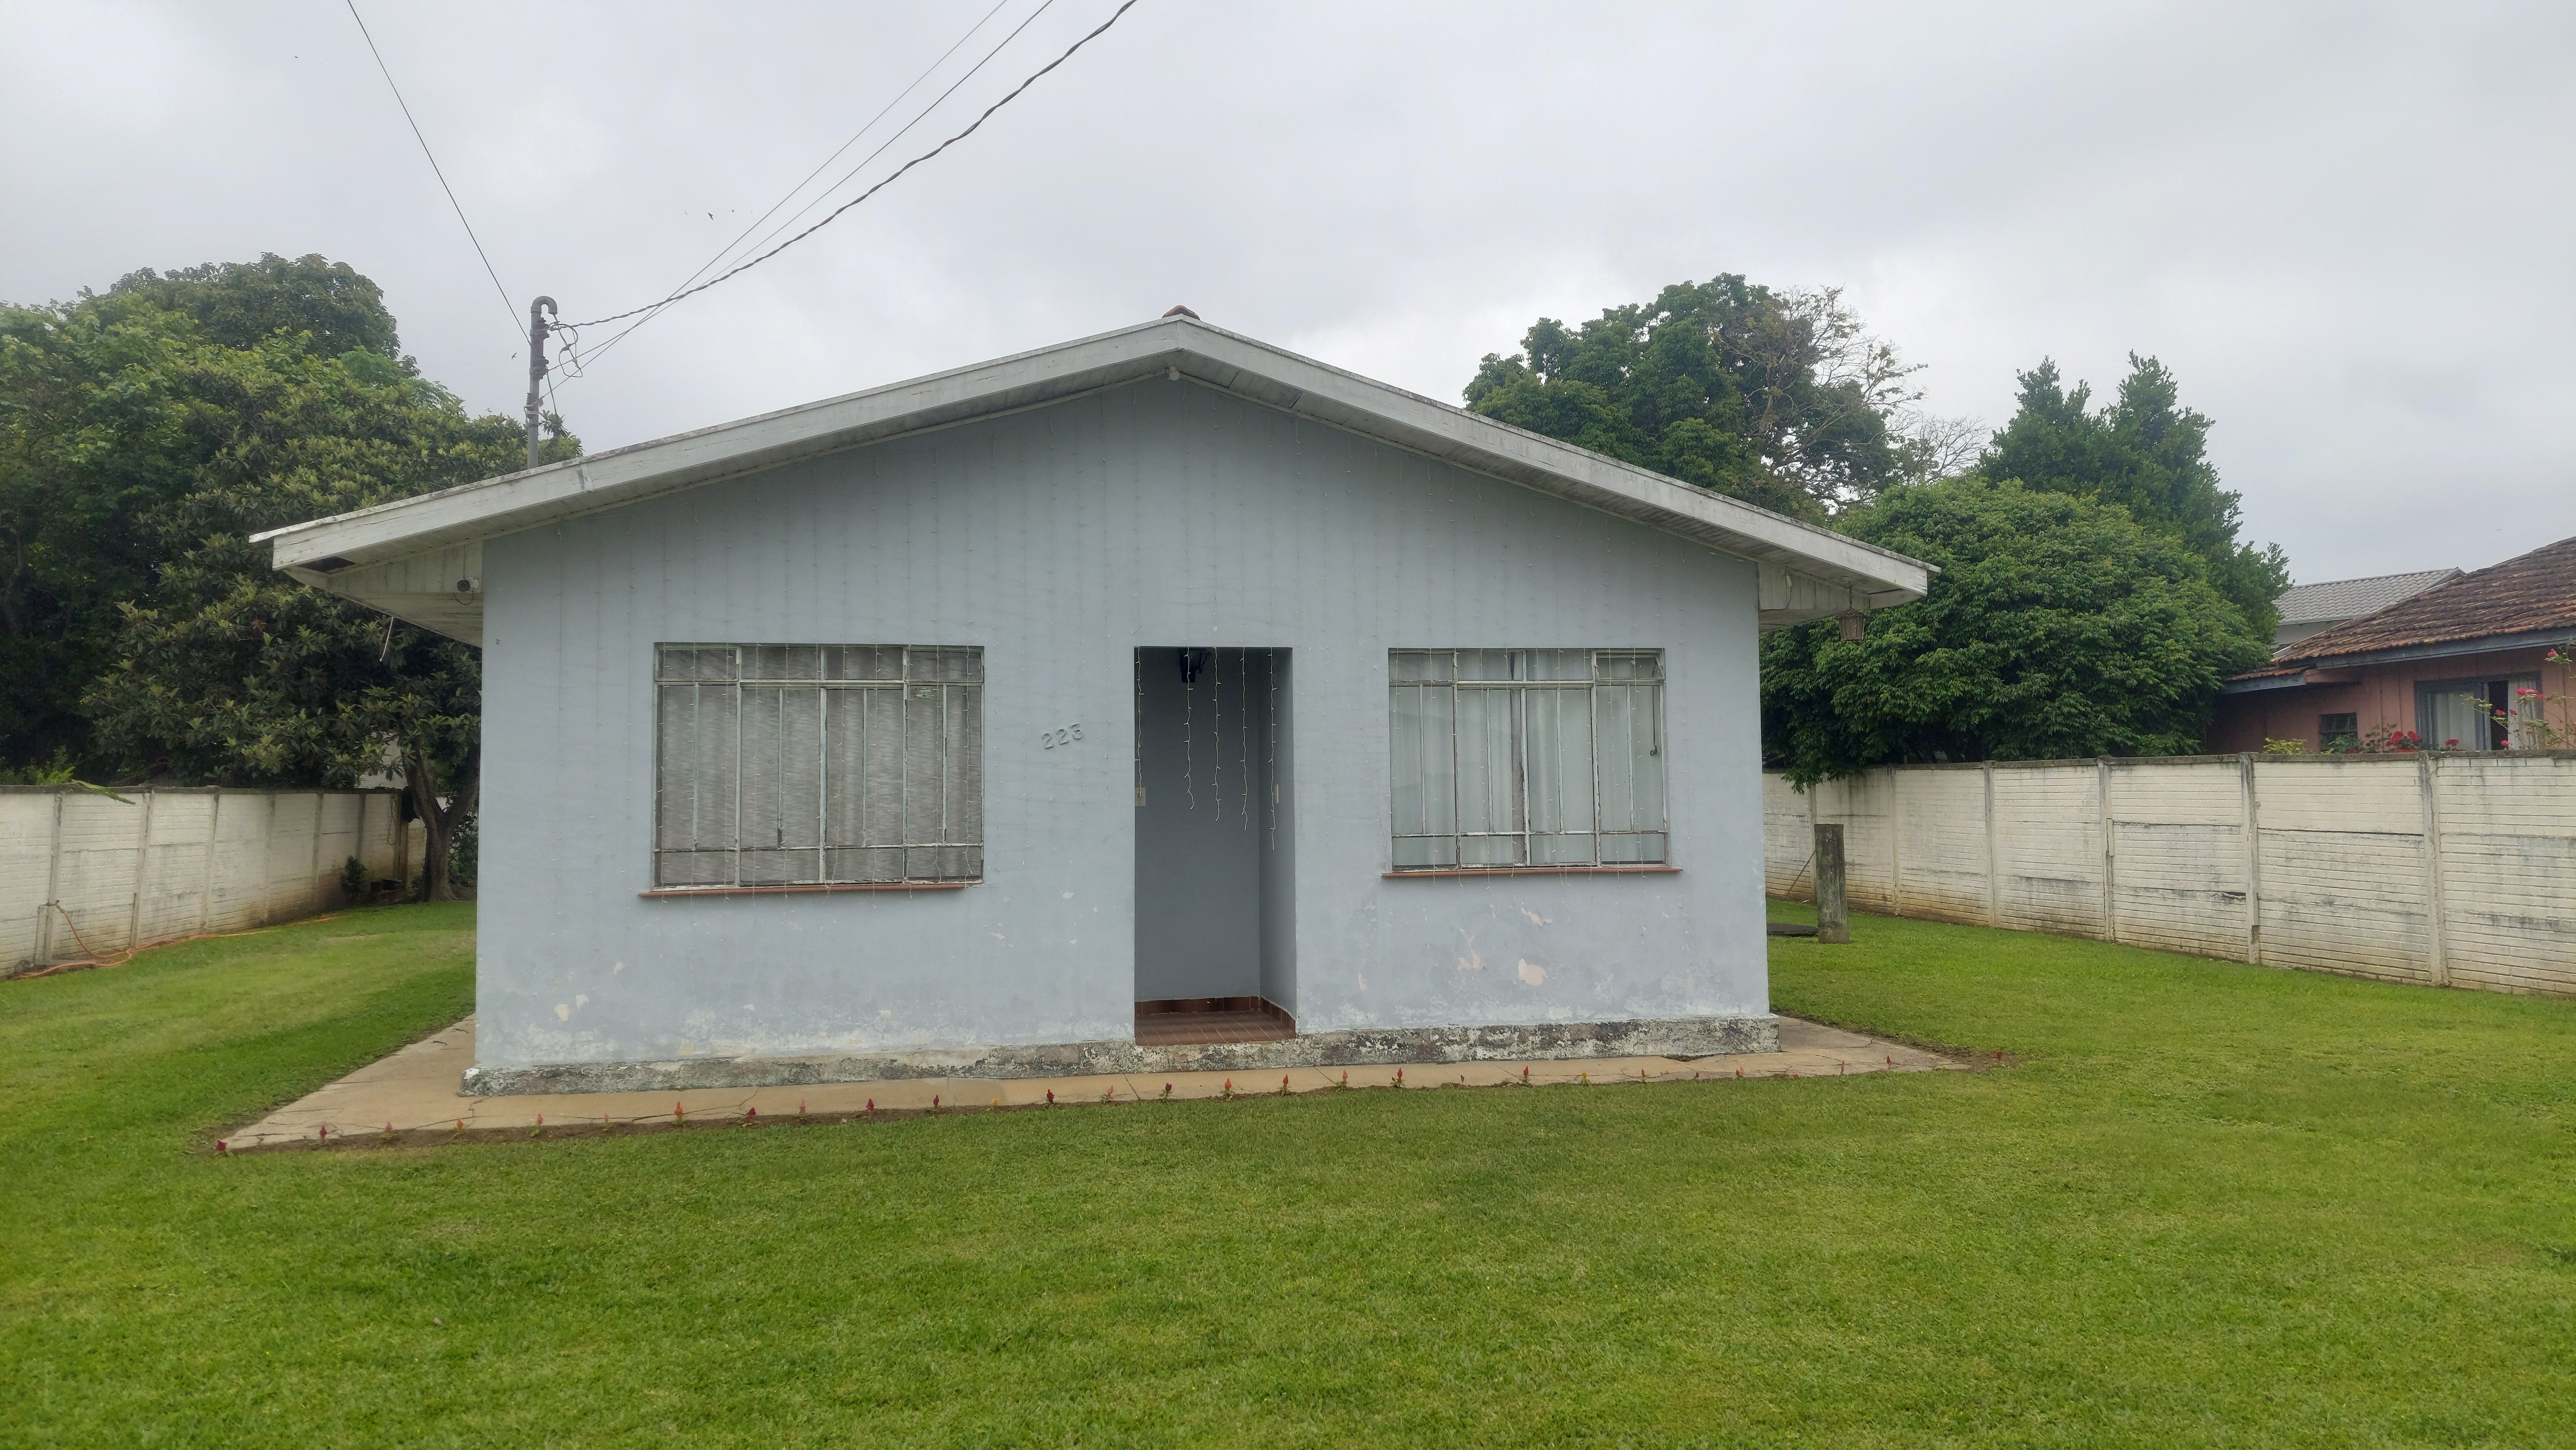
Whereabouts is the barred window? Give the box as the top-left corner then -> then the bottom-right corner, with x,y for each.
654,645 -> 983,888
1388,649 -> 1666,870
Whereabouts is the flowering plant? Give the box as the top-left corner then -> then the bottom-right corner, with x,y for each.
2364,727 -> 2424,753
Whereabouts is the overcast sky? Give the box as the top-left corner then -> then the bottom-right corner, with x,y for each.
5,0 -> 2569,581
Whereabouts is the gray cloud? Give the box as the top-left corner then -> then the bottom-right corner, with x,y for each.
4,0 -> 2567,578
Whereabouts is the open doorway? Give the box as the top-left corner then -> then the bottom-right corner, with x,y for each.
1133,647 -> 1295,1045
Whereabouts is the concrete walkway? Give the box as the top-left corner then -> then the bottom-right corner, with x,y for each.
221,1015 -> 1968,1151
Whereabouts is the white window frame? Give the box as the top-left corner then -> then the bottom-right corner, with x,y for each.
1387,649 -> 1669,870
652,644 -> 984,889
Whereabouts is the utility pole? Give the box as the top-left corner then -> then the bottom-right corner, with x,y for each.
523,295 -> 557,469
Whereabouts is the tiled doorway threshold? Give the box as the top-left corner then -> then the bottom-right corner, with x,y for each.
1134,995 -> 1295,1046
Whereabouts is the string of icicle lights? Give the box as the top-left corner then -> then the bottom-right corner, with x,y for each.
1162,647 -> 1275,826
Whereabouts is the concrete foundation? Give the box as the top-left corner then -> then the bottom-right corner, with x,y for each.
462,1012 -> 1779,1096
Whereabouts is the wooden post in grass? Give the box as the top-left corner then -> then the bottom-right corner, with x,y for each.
1814,823 -> 1850,944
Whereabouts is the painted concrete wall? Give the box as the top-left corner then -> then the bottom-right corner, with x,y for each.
2208,644 -> 2570,753
2,787 -> 409,974
1767,752 -> 2576,996
474,377 -> 1767,1070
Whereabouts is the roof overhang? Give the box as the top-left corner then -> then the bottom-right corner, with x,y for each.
2223,627 -> 2576,692
260,315 -> 1932,644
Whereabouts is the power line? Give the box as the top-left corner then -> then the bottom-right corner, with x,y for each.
563,0 -> 1078,365
562,0 -> 1045,377
557,0 -> 1141,334
693,0 -> 1063,292
663,0 -> 1018,317
344,0 -> 520,338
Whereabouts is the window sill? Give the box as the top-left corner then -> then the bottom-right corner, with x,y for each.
640,882 -> 976,898
1382,865 -> 1679,879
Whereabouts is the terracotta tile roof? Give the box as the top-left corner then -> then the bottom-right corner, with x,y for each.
2277,568 -> 2461,626
2257,534 -> 2576,672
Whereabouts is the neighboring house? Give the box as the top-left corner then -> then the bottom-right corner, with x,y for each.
257,313 -> 1930,1093
2273,567 -> 2460,649
2211,534 -> 2576,753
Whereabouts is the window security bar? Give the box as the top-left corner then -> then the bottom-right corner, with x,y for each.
1388,649 -> 1668,870
653,644 -> 983,889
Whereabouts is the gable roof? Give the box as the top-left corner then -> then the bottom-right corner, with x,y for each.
2277,568 -> 2462,627
2235,534 -> 2576,680
256,314 -> 1931,643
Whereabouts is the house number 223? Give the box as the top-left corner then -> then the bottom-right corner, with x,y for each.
1041,723 -> 1084,750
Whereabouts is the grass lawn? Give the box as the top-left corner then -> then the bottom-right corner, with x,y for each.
3,902 -> 2572,1447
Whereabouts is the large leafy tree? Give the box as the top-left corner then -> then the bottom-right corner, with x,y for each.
1981,354 -> 2288,635
1762,478 -> 2270,783
107,253 -> 404,358
0,253 -> 570,896
1463,276 -> 1972,519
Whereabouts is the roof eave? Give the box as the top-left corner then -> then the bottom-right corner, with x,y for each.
2228,625 -> 2576,688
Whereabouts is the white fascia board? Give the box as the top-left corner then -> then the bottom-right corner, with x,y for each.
260,316 -> 1930,603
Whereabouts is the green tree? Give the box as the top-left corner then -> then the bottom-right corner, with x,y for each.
3,293 -> 202,768
1,254 -> 569,896
1981,354 -> 2288,634
1761,478 -> 2270,784
1464,277 -> 1970,518
107,253 -> 404,359
3,253 -> 417,768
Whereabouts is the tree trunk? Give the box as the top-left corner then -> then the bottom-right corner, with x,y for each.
404,738 -> 481,902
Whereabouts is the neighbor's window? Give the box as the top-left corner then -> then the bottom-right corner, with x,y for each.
1388,649 -> 1666,869
2318,713 -> 2359,752
654,645 -> 983,888
2414,675 -> 2540,752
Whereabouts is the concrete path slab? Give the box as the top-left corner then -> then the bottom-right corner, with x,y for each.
220,1014 -> 1968,1151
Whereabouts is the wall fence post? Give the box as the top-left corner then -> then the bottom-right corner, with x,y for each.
1887,766 -> 1904,917
34,791 -> 67,967
2419,753 -> 2449,987
1982,762 -> 2000,928
2241,753 -> 2263,965
125,789 -> 156,956
199,790 -> 222,935
2097,759 -> 2118,944
309,791 -> 327,914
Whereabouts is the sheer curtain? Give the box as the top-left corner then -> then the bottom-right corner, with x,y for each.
2417,687 -> 2491,752
2416,677 -> 2540,752
1385,649 -> 1664,869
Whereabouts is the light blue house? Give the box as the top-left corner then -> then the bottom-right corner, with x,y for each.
262,314 -> 1929,1093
